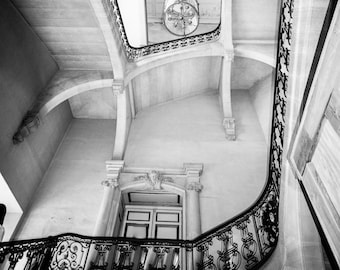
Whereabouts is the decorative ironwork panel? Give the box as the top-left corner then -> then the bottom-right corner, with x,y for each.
50,236 -> 91,270
0,0 -> 294,270
90,241 -> 113,269
216,231 -> 241,270
108,0 -> 220,61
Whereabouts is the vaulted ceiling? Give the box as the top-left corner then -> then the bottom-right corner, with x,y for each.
12,0 -> 112,70
12,0 -> 279,69
10,0 -> 280,119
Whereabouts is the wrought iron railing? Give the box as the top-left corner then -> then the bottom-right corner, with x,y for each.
0,0 -> 293,269
109,0 -> 221,61
0,234 -> 190,270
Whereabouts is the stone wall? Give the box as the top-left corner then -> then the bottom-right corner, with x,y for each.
0,0 -> 69,211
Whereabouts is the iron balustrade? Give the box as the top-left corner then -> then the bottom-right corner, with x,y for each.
109,0 -> 221,61
0,0 -> 293,269
0,235 -> 190,270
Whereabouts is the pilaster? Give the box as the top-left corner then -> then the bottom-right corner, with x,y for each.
184,163 -> 204,240
184,163 -> 203,270
93,160 -> 125,236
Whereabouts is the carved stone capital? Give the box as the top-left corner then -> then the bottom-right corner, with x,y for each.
223,117 -> 236,141
105,160 -> 124,187
112,80 -> 124,96
101,178 -> 119,188
186,182 -> 203,192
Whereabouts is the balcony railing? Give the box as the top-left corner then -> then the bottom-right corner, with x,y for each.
0,0 -> 293,269
109,0 -> 221,61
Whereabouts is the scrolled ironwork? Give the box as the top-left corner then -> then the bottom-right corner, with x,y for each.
90,242 -> 113,269
216,231 -> 241,270
108,0 -> 220,61
190,0 -> 294,269
0,0 -> 293,269
50,235 -> 91,270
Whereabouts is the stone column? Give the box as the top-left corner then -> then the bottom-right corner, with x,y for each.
184,163 -> 203,270
86,161 -> 124,269
186,182 -> 203,239
93,160 -> 124,236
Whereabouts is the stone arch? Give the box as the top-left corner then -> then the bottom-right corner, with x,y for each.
234,46 -> 276,67
39,78 -> 114,117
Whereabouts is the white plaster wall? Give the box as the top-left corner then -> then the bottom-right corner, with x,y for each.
231,57 -> 274,90
124,91 -> 267,231
15,119 -> 116,239
233,0 -> 280,41
0,0 -> 59,211
249,72 -> 275,144
68,87 -> 118,119
132,57 -> 222,113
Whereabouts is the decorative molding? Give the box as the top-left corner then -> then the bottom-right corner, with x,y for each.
134,170 -> 174,190
12,111 -> 40,144
112,80 -> 124,96
183,163 -> 203,178
101,178 -> 119,187
223,117 -> 236,141
104,160 -> 125,187
186,182 -> 203,192
0,1 -> 293,269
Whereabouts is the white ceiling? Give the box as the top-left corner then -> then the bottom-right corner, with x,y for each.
11,0 -> 279,118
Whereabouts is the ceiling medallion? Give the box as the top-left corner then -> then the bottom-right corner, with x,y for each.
163,0 -> 200,36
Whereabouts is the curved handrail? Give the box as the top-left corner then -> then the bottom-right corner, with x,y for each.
0,0 -> 293,269
110,0 -> 221,61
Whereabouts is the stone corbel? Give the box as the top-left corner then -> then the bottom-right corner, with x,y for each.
12,111 -> 40,144
104,160 -> 125,187
183,163 -> 203,182
223,117 -> 236,141
12,91 -> 51,144
112,80 -> 125,96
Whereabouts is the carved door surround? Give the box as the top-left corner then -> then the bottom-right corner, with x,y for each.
99,161 -> 204,241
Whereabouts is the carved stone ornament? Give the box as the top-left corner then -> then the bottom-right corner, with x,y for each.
101,177 -> 119,188
186,182 -> 203,192
134,171 -> 174,190
223,117 -> 236,141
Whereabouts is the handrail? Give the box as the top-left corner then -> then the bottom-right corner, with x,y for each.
109,0 -> 221,61
0,0 -> 294,269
